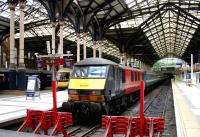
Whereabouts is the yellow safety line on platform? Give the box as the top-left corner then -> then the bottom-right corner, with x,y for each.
172,80 -> 200,137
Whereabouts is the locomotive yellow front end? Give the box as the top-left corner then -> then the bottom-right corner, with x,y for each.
62,63 -> 108,115
68,78 -> 106,102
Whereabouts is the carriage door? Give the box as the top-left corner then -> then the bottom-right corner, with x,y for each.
114,67 -> 120,95
107,66 -> 115,97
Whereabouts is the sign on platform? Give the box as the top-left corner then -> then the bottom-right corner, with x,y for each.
26,75 -> 40,99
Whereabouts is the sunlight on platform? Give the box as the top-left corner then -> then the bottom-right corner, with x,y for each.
0,90 -> 68,124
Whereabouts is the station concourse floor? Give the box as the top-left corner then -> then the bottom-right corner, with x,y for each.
172,79 -> 200,137
0,90 -> 68,127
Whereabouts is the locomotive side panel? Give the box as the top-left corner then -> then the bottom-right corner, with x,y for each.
104,65 -> 123,101
104,65 -> 116,101
123,68 -> 142,95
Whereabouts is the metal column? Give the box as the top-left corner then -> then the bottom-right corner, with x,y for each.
59,21 -> 64,68
19,0 -> 25,68
120,53 -> 123,64
17,0 -> 26,90
9,3 -> 16,68
98,41 -> 102,58
76,33 -> 80,62
52,23 -> 56,55
8,2 -> 17,89
93,41 -> 96,58
83,33 -> 87,59
191,54 -> 193,82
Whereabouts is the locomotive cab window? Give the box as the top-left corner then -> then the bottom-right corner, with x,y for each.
72,66 -> 107,78
57,72 -> 70,81
88,66 -> 107,78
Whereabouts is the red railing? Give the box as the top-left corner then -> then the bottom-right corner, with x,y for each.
102,81 -> 165,137
18,109 -> 72,136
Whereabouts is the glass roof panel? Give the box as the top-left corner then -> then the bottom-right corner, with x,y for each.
122,0 -> 200,57
0,0 -> 121,59
2,0 -> 200,62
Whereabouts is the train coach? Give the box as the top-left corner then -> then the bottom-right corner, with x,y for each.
56,68 -> 72,90
62,58 -> 166,116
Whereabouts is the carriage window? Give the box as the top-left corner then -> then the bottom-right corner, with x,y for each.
0,74 -> 5,82
131,71 -> 134,81
138,72 -> 140,81
135,72 -> 137,81
108,66 -> 114,80
122,70 -> 125,83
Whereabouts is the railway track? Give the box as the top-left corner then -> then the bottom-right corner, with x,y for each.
64,121 -> 103,137
143,86 -> 169,117
140,81 -> 176,137
122,80 -> 176,137
67,124 -> 101,137
122,83 -> 165,116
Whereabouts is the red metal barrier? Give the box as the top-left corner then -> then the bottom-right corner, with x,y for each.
33,111 -> 53,135
102,116 -> 164,137
18,110 -> 72,136
50,112 -> 72,136
102,80 -> 165,137
18,109 -> 43,132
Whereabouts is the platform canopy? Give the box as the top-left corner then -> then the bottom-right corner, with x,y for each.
0,0 -> 200,65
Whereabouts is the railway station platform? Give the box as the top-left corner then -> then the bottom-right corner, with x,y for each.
0,129 -> 48,137
0,90 -> 68,127
172,79 -> 200,137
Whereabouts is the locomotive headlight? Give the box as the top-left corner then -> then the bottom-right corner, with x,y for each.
91,90 -> 101,95
69,90 -> 78,95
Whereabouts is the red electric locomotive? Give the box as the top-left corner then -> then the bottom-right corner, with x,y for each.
62,58 -> 164,116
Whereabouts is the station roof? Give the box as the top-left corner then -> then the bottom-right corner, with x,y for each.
1,0 -> 200,66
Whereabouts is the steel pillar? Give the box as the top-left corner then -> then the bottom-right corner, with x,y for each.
76,33 -> 80,62
18,0 -> 26,90
8,3 -> 17,89
52,23 -> 56,55
191,54 -> 193,82
59,21 -> 64,68
120,53 -> 123,64
83,33 -> 87,59
19,1 -> 25,68
93,41 -> 96,58
99,41 -> 102,58
124,53 -> 127,66
3,53 -> 6,68
9,3 -> 16,69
